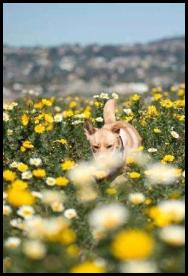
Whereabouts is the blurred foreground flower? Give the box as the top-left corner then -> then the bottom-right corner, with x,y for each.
89,203 -> 128,232
120,260 -> 158,273
5,237 -> 21,250
111,229 -> 154,260
22,240 -> 46,260
70,260 -> 106,273
148,199 -> 185,227
159,225 -> 185,246
144,163 -> 181,185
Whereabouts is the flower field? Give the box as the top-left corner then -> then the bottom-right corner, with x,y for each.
3,84 -> 185,273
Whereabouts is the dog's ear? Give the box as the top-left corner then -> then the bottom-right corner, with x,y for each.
111,122 -> 124,134
84,119 -> 96,138
103,99 -> 116,124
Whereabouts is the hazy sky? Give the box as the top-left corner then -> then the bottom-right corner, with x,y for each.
3,3 -> 185,46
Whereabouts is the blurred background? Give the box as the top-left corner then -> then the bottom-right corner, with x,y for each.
3,3 -> 185,100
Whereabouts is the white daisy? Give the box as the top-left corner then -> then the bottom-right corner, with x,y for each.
64,208 -> 77,219
17,206 -> 35,219
5,237 -> 21,249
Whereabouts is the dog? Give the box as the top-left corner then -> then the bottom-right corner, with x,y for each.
84,99 -> 142,182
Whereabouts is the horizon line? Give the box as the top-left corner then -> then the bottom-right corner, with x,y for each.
3,34 -> 185,48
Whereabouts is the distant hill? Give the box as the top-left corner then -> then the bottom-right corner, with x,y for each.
3,36 -> 185,99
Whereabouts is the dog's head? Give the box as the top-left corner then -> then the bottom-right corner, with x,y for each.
84,99 -> 124,163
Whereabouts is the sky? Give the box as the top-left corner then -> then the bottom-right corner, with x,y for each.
3,3 -> 185,47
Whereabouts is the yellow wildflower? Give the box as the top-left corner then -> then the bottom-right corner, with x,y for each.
22,140 -> 34,149
3,170 -> 16,182
32,169 -> 46,178
63,110 -> 74,117
34,101 -> 44,109
177,89 -> 185,97
61,160 -> 75,171
82,110 -> 91,118
111,229 -> 154,260
59,228 -> 76,245
152,93 -> 162,101
44,113 -> 54,123
11,180 -> 28,190
21,114 -> 29,126
173,99 -> 185,108
55,176 -> 69,186
54,138 -> 67,145
175,114 -> 185,122
7,188 -> 35,207
41,98 -> 53,106
146,105 -> 159,117
131,94 -> 141,101
153,128 -> 161,133
17,163 -> 29,172
66,244 -> 80,257
128,172 -> 141,179
160,99 -> 173,108
70,261 -> 106,273
161,155 -> 175,163
69,101 -> 77,108
34,124 -> 45,133
106,187 -> 117,196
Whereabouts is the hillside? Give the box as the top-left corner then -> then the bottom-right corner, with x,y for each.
3,36 -> 185,99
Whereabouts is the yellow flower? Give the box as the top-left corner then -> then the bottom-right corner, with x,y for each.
21,114 -> 29,126
128,172 -> 141,179
3,170 -> 16,182
106,187 -> 117,196
54,138 -> 67,145
111,229 -> 154,260
34,101 -> 44,109
17,163 -> 29,172
69,101 -> 77,108
33,169 -> 46,178
146,105 -> 159,117
45,123 -> 53,131
94,101 -> 103,108
59,228 -> 76,245
61,160 -> 75,171
160,99 -> 173,108
144,198 -> 153,205
11,180 -> 28,190
162,155 -> 175,163
153,128 -> 161,133
124,115 -> 134,122
173,99 -> 185,108
177,89 -> 185,97
42,98 -> 53,106
147,207 -> 172,227
175,114 -> 185,122
70,261 -> 106,273
66,244 -> 80,257
152,93 -> 162,101
55,176 -> 69,186
20,146 -> 26,152
7,188 -> 35,207
82,110 -> 91,118
63,110 -> 74,118
22,140 -> 34,149
131,94 -> 141,101
126,156 -> 135,165
34,124 -> 45,133
44,113 -> 54,123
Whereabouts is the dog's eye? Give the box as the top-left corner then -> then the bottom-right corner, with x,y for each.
107,145 -> 113,149
93,145 -> 99,149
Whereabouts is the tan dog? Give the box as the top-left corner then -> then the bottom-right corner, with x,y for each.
84,99 -> 142,177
